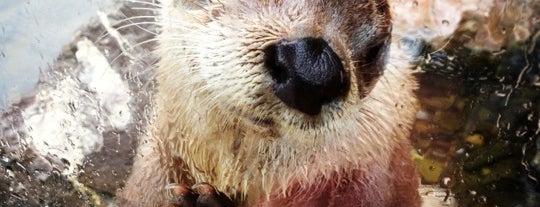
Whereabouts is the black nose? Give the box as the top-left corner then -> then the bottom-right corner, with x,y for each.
264,37 -> 349,115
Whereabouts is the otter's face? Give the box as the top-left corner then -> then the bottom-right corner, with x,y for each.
159,0 -> 392,137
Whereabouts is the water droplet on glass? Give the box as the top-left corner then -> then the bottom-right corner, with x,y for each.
442,20 -> 450,25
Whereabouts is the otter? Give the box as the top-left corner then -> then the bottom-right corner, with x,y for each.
118,0 -> 421,206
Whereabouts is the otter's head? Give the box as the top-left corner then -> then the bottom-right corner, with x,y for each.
158,0 -> 399,144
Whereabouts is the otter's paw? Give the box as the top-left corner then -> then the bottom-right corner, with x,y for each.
166,183 -> 236,207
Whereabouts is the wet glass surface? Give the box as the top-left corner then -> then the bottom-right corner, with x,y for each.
410,1 -> 540,205
0,0 -> 119,109
0,0 -> 538,206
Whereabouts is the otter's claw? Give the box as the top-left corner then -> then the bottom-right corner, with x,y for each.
192,182 -> 236,207
166,183 -> 198,207
166,183 -> 236,207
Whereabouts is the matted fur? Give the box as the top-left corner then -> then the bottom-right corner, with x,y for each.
118,0 -> 421,206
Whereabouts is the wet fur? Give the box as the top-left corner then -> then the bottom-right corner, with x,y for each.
118,0 -> 421,206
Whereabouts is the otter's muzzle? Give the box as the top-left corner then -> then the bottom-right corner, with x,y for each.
265,38 -> 349,115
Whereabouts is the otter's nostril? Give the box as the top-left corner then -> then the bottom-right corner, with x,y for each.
264,37 -> 349,115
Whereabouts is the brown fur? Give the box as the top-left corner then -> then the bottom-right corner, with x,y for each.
118,0 -> 421,206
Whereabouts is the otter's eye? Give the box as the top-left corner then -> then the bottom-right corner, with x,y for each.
357,41 -> 388,95
364,42 -> 386,66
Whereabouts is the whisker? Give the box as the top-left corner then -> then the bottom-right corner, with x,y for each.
125,0 -> 162,8
130,38 -> 159,49
429,35 -> 454,55
114,21 -> 159,34
96,21 -> 158,42
114,15 -> 159,24
129,7 -> 160,12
